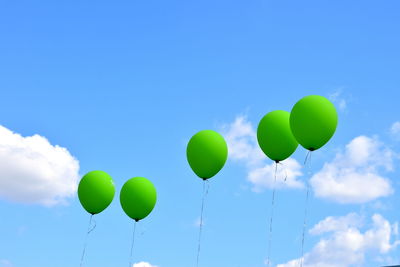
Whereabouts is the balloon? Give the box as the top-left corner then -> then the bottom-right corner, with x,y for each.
186,130 -> 228,180
120,177 -> 157,221
257,110 -> 298,162
78,170 -> 115,215
290,95 -> 338,151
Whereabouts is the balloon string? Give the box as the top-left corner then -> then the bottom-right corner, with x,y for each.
266,162 -> 278,267
129,220 -> 137,267
88,216 -> 97,234
278,161 -> 288,182
196,179 -> 210,267
303,150 -> 311,165
80,214 -> 96,267
300,151 -> 312,267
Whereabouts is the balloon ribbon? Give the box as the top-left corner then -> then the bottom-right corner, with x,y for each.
196,179 -> 210,267
80,214 -> 96,267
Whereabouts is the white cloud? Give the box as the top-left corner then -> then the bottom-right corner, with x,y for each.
0,125 -> 80,206
310,136 -> 394,204
222,116 -> 265,166
277,213 -> 400,267
221,116 -> 304,191
132,262 -> 158,267
248,158 -> 304,192
392,222 -> 399,237
390,121 -> 400,140
309,213 -> 363,236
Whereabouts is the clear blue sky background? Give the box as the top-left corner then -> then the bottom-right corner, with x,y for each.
0,1 -> 400,267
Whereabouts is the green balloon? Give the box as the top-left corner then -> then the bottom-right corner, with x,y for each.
120,177 -> 157,221
257,110 -> 299,162
186,130 -> 228,180
78,170 -> 115,215
290,95 -> 338,151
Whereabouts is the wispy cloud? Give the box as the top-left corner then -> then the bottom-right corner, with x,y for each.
221,116 -> 304,191
309,213 -> 363,235
0,259 -> 13,267
193,217 -> 205,228
329,89 -> 347,112
390,121 -> 400,140
132,262 -> 158,267
0,125 -> 80,206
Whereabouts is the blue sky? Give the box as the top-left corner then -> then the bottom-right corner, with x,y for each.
1,1 -> 400,266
